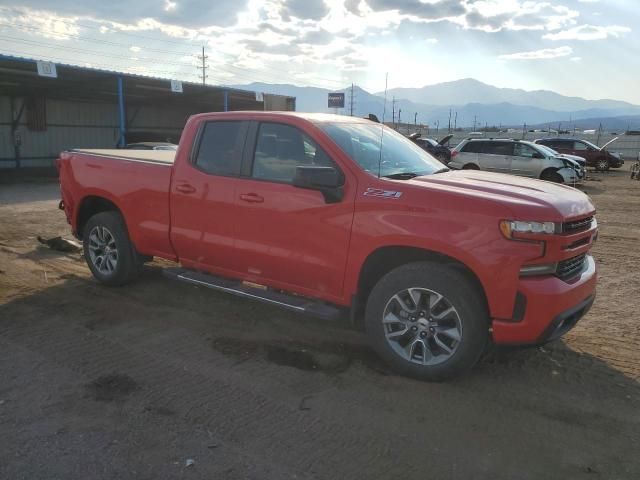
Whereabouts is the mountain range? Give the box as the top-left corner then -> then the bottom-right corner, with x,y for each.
230,79 -> 640,130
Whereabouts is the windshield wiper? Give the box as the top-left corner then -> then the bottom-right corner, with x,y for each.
432,167 -> 450,174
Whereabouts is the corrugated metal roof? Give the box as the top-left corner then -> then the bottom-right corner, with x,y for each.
0,53 -> 294,99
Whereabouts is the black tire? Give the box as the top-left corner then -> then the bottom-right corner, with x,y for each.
540,170 -> 563,183
365,262 -> 489,381
595,158 -> 610,172
83,211 -> 144,286
462,163 -> 479,170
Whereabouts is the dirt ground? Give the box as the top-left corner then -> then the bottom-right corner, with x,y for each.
1,169 -> 639,480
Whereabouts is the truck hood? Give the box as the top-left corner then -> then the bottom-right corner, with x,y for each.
406,170 -> 594,220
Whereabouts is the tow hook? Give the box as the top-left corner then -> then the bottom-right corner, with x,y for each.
58,200 -> 65,210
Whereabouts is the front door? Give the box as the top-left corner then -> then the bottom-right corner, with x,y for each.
170,120 -> 248,275
233,121 -> 355,301
511,143 -> 542,177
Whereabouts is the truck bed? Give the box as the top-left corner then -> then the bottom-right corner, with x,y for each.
70,149 -> 175,165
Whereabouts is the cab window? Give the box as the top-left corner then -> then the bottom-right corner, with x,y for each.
514,143 -> 538,158
483,141 -> 513,156
252,123 -> 336,183
193,121 -> 245,176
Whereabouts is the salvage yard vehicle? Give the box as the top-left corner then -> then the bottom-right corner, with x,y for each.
449,138 -> 585,184
534,137 -> 624,171
407,133 -> 453,164
57,112 -> 598,381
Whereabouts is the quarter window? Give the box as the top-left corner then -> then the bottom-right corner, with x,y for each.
194,121 -> 245,176
573,141 -> 588,151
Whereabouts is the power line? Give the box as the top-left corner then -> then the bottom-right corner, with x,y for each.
0,20 -> 347,88
0,32 -> 340,88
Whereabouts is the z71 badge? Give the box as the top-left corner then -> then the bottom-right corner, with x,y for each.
363,187 -> 403,199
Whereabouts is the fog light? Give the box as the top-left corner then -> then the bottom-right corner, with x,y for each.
519,263 -> 557,276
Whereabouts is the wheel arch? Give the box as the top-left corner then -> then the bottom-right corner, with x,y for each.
76,195 -> 123,239
351,245 -> 489,329
540,167 -> 561,181
462,163 -> 480,170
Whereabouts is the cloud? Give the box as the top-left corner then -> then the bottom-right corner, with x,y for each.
499,46 -> 573,60
543,24 -> 630,41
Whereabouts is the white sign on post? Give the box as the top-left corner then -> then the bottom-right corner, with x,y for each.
255,92 -> 264,102
170,80 -> 183,93
36,61 -> 57,78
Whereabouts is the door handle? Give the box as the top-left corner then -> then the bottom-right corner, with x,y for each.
176,183 -> 196,194
239,193 -> 264,203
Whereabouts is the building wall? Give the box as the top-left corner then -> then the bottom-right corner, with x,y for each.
0,96 -> 194,168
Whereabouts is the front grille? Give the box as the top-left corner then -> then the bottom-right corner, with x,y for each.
556,254 -> 587,281
562,216 -> 593,234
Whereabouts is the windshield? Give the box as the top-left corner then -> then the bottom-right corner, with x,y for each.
536,144 -> 559,156
582,139 -> 600,150
320,122 -> 445,177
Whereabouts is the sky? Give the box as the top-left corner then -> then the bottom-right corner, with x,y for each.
0,0 -> 638,104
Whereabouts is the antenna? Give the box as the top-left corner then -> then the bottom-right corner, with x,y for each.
378,73 -> 389,178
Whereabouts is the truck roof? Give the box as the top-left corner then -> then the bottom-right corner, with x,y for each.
70,149 -> 175,165
189,111 -> 372,125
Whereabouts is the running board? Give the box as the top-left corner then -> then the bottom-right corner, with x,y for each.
163,267 -> 345,321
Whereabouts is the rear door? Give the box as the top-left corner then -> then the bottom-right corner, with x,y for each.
170,120 -> 248,274
232,121 -> 356,301
478,141 -> 513,173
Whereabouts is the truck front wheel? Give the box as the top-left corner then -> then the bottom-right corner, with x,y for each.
365,262 -> 489,381
83,211 -> 143,286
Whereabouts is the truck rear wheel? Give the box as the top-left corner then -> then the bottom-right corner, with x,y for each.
83,211 -> 143,286
365,262 -> 488,381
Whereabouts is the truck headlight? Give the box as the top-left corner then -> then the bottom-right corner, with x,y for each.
500,220 -> 557,239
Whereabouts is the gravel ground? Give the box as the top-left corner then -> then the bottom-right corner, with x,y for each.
0,169 -> 639,480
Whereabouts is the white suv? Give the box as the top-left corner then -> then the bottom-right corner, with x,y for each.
449,139 -> 584,184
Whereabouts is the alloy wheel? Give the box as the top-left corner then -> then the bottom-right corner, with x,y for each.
88,226 -> 118,275
382,288 -> 463,365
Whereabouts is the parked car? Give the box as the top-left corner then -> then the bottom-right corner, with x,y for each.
125,142 -> 178,151
57,112 -> 597,381
408,133 -> 453,164
533,138 -> 623,171
534,144 -> 587,178
449,138 -> 584,184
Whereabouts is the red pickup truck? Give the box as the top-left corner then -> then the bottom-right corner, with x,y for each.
57,112 -> 597,380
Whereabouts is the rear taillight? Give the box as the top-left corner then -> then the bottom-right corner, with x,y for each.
451,150 -> 459,158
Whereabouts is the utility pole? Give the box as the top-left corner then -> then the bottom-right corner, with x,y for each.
414,112 -> 417,126
435,120 -> 439,135
448,108 -> 452,133
454,111 -> 457,130
398,108 -> 402,126
473,115 -> 477,131
349,83 -> 354,116
197,46 -> 208,86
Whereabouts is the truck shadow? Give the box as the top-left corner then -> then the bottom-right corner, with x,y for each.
1,263 -> 638,406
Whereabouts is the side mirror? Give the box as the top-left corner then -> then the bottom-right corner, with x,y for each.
293,166 -> 344,203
